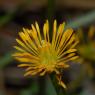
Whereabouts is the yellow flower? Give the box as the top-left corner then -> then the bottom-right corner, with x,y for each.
77,27 -> 95,61
77,27 -> 95,78
13,20 -> 79,88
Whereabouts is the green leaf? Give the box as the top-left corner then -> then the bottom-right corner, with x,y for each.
46,76 -> 57,95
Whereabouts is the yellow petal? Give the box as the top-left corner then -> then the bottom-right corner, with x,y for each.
57,62 -> 70,68
16,39 -> 33,54
35,21 -> 42,43
58,49 -> 77,58
31,24 -> 41,45
15,57 -> 39,63
40,70 -> 46,76
43,20 -> 49,42
58,53 -> 77,62
88,26 -> 95,40
18,64 -> 31,67
52,20 -> 57,47
54,22 -> 65,50
57,28 -> 74,55
60,81 -> 67,89
56,74 -> 67,89
13,46 -> 25,52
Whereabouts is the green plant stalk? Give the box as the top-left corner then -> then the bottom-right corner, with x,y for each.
47,0 -> 55,40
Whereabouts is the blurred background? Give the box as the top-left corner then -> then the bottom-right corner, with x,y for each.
0,0 -> 95,95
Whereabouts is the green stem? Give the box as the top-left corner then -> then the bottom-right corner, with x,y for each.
47,0 -> 55,40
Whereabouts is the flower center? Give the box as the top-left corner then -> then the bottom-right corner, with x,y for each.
38,40 -> 57,65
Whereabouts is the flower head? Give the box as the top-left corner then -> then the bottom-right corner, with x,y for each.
77,26 -> 95,61
13,20 -> 79,88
